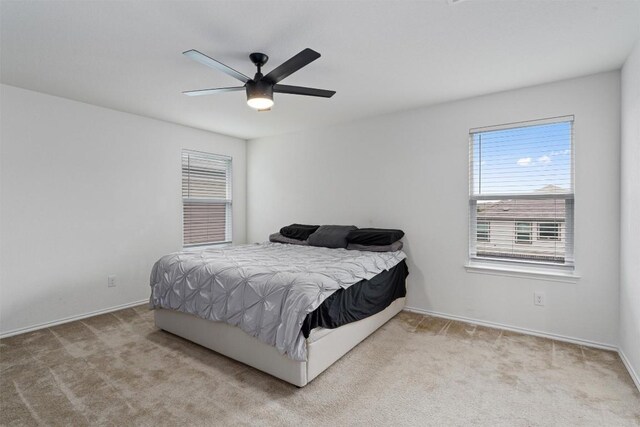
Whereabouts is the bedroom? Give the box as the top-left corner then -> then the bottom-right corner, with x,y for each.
1,0 -> 639,425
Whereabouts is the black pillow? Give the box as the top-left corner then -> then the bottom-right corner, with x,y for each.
280,224 -> 320,240
307,225 -> 358,249
346,228 -> 405,246
269,233 -> 309,246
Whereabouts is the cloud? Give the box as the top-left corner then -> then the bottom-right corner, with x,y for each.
550,149 -> 570,156
517,157 -> 532,166
538,155 -> 551,164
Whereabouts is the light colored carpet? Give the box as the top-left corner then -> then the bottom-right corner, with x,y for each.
1,305 -> 638,426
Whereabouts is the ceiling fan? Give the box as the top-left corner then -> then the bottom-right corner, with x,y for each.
182,48 -> 336,111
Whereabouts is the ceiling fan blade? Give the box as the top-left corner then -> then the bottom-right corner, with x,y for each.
182,87 -> 245,96
263,48 -> 321,84
273,84 -> 336,98
183,49 -> 250,83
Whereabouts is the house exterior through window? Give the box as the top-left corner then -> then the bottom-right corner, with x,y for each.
469,116 -> 574,268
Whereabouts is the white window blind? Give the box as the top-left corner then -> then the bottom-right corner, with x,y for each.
182,150 -> 232,246
469,116 -> 574,267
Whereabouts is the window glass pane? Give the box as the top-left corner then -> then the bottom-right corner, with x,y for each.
475,200 -> 567,263
183,202 -> 227,245
472,121 -> 572,196
182,152 -> 230,199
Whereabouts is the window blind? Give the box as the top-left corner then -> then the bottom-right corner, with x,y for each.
182,150 -> 232,246
469,116 -> 574,266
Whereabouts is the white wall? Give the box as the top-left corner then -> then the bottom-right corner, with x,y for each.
0,84 -> 246,335
247,71 -> 621,347
620,41 -> 640,384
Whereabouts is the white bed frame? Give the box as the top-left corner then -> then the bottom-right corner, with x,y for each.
154,297 -> 405,387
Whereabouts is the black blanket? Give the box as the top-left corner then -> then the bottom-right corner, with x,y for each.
302,259 -> 408,338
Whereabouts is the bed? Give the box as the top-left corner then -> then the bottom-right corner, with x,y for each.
150,241 -> 407,387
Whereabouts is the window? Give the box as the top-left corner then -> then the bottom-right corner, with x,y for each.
515,222 -> 532,244
538,222 -> 560,241
477,221 -> 490,242
469,116 -> 574,267
182,150 -> 232,246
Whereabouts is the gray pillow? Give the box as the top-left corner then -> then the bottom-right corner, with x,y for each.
269,233 -> 309,245
307,225 -> 358,249
347,241 -> 403,252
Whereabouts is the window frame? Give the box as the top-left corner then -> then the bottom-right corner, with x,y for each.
181,149 -> 233,248
468,116 -> 575,271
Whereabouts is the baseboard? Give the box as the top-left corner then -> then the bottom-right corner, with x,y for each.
618,349 -> 640,392
403,306 -> 618,352
0,299 -> 149,339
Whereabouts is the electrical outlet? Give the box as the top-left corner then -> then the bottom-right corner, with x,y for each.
534,292 -> 545,306
108,275 -> 117,287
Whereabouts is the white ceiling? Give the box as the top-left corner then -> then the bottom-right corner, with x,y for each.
2,1 -> 639,140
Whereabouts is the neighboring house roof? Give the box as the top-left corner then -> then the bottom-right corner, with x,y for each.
477,198 -> 566,221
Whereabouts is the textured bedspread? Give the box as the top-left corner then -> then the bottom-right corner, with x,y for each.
149,242 -> 406,360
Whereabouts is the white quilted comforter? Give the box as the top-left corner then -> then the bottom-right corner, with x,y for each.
149,242 -> 406,360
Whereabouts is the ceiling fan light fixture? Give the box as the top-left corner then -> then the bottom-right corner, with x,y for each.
247,96 -> 274,110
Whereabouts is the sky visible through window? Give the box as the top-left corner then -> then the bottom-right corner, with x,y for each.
472,121 -> 572,195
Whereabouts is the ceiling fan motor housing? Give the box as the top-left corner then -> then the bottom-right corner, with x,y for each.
246,79 -> 273,100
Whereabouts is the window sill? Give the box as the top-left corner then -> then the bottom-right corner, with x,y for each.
464,262 -> 580,283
